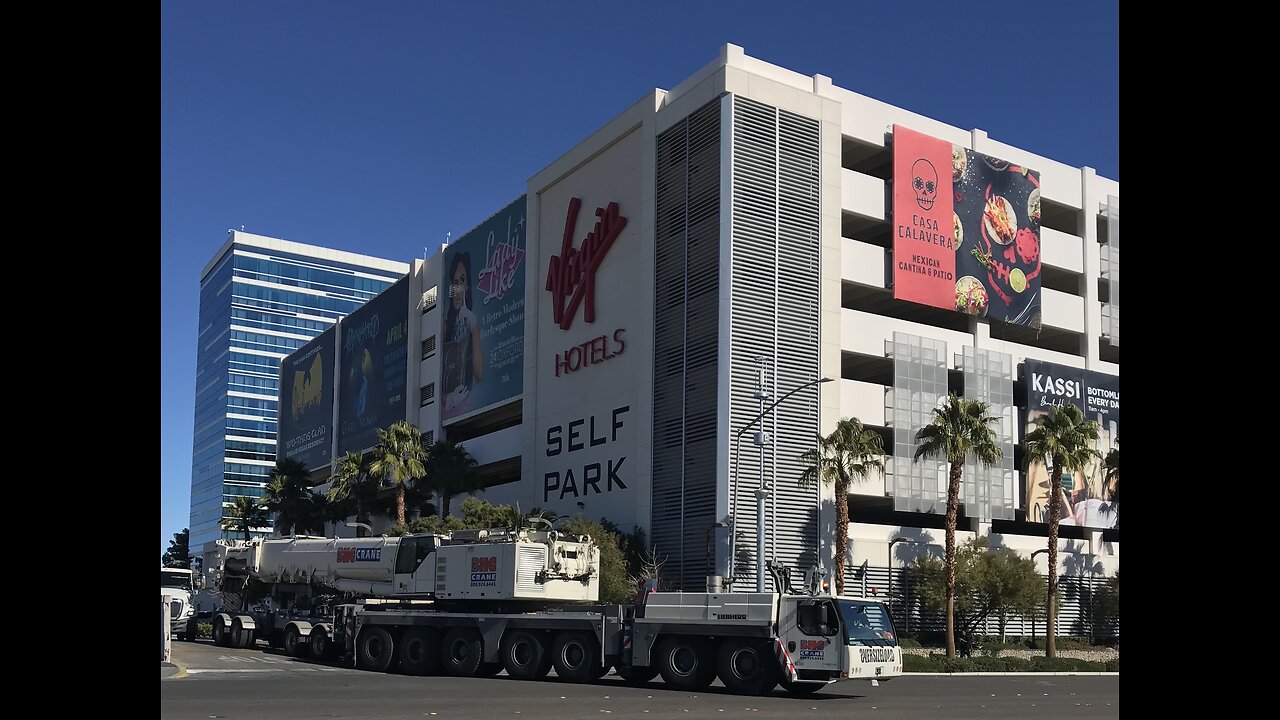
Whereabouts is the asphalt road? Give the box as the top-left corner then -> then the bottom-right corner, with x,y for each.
163,640 -> 1118,719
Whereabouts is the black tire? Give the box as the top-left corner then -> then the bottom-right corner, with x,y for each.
231,618 -> 253,649
441,627 -> 483,677
656,637 -> 716,690
212,617 -> 228,646
618,664 -> 660,684
475,661 -> 503,677
356,627 -> 398,672
781,679 -> 826,696
550,631 -> 600,683
399,628 -> 443,676
309,628 -> 336,660
284,626 -> 307,658
184,618 -> 200,642
501,630 -> 552,680
716,640 -> 778,696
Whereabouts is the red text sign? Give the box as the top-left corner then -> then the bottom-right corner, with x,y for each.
545,198 -> 627,331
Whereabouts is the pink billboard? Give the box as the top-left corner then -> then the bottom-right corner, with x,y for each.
892,125 -> 1042,326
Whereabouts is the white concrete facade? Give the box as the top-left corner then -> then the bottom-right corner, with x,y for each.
299,45 -> 1118,591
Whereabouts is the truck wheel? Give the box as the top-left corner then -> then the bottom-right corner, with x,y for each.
618,664 -> 660,684
441,628 -> 483,677
356,627 -> 397,672
656,637 -> 716,690
551,631 -> 600,683
475,662 -> 503,677
184,617 -> 200,642
309,628 -> 336,660
284,626 -> 308,658
231,618 -> 253,649
717,640 -> 778,695
501,630 -> 551,680
399,628 -> 443,676
212,617 -> 228,646
781,679 -> 825,696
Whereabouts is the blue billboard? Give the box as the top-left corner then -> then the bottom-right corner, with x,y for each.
440,195 -> 526,423
277,327 -> 336,471
336,276 -> 410,455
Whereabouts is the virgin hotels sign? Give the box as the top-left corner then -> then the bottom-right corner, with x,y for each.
545,197 -> 628,377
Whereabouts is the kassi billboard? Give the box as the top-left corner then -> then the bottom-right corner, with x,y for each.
277,326 -> 336,471
336,276 -> 410,456
893,125 -> 1042,326
440,196 -> 527,423
1021,360 -> 1119,528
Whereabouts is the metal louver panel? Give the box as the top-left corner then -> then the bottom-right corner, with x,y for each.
652,97 -> 722,591
960,346 -> 1015,521
516,545 -> 547,595
729,97 -> 821,591
887,332 -> 948,513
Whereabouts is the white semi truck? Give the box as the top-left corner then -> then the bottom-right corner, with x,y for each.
162,566 -> 197,641
197,527 -> 901,696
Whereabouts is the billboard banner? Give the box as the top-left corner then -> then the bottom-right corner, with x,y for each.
440,195 -> 527,423
893,125 -> 1042,326
1021,360 -> 1119,528
336,276 -> 410,456
277,326 -> 336,471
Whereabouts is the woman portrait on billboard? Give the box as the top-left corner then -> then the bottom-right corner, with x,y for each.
442,250 -> 484,417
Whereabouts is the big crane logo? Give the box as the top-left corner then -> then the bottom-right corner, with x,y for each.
470,556 -> 498,586
798,640 -> 826,659
337,547 -> 382,563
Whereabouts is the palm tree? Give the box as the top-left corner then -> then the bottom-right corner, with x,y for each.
1023,403 -> 1100,658
1104,439 -> 1119,504
423,439 -> 481,519
328,451 -> 380,536
263,458 -> 321,536
369,421 -> 428,526
800,417 -> 885,596
221,495 -> 270,542
912,394 -> 1002,658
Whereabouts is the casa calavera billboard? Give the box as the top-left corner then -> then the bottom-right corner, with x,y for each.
336,276 -> 410,456
893,125 -> 1042,326
277,326 -> 336,471
440,196 -> 527,423
1021,360 -> 1119,528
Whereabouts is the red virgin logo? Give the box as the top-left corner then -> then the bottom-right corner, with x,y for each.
545,197 -> 626,331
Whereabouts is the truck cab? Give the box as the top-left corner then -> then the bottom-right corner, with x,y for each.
777,596 -> 902,689
161,567 -> 196,641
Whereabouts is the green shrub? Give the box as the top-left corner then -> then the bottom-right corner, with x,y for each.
898,637 -> 922,648
1000,657 -> 1032,672
197,623 -> 212,638
1103,659 -> 1119,672
903,654 -> 934,673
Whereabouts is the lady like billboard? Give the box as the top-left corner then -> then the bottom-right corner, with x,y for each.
440,195 -> 527,423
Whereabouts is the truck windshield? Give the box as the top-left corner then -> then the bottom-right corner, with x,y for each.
161,571 -> 191,592
838,600 -> 896,647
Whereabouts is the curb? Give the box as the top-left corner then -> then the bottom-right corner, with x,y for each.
906,666 -> 1116,671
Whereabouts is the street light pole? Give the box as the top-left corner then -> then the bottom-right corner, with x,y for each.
889,537 -> 922,636
1031,548 -> 1049,647
729,374 -> 834,592
705,521 -> 730,591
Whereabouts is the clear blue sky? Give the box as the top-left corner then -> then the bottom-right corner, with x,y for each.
160,1 -> 1118,557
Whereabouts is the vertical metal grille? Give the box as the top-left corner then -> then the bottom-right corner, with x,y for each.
729,98 -> 821,590
1107,196 -> 1119,346
652,97 -> 722,590
960,346 -> 1015,521
888,332 -> 948,513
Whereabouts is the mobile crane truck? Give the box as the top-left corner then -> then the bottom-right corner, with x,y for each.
197,525 -> 901,696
